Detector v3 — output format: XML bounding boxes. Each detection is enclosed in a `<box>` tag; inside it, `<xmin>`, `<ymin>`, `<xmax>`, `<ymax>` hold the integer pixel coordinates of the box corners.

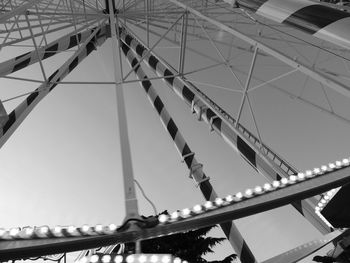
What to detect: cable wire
<box><xmin>134</xmin><ymin>179</ymin><xmax>158</xmax><ymax>215</ymax></box>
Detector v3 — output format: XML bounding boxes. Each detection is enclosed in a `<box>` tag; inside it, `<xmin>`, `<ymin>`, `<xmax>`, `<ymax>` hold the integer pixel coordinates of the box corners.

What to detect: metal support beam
<box><xmin>107</xmin><ymin>0</ymin><xmax>139</xmax><ymax>219</ymax></box>
<box><xmin>178</xmin><ymin>11</ymin><xmax>188</xmax><ymax>75</ymax></box>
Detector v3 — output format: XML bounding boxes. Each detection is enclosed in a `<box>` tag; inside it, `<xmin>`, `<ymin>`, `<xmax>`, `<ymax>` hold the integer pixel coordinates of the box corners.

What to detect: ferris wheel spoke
<box><xmin>0</xmin><ymin>24</ymin><xmax>108</xmax><ymax>149</ymax></box>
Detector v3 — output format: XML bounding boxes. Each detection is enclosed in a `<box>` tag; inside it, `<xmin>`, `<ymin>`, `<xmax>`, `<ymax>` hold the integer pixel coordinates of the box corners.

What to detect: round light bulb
<box><xmin>138</xmin><ymin>255</ymin><xmax>147</xmax><ymax>263</ymax></box>
<box><xmin>95</xmin><ymin>224</ymin><xmax>103</xmax><ymax>232</ymax></box>
<box><xmin>297</xmin><ymin>173</ymin><xmax>305</xmax><ymax>180</ymax></box>
<box><xmin>289</xmin><ymin>175</ymin><xmax>297</xmax><ymax>183</ymax></box>
<box><xmin>82</xmin><ymin>225</ymin><xmax>90</xmax><ymax>233</ymax></box>
<box><xmin>161</xmin><ymin>256</ymin><xmax>171</xmax><ymax>263</ymax></box>
<box><xmin>90</xmin><ymin>255</ymin><xmax>99</xmax><ymax>263</ymax></box>
<box><xmin>181</xmin><ymin>208</ymin><xmax>191</xmax><ymax>217</ymax></box>
<box><xmin>68</xmin><ymin>225</ymin><xmax>76</xmax><ymax>233</ymax></box>
<box><xmin>193</xmin><ymin>204</ymin><xmax>203</xmax><ymax>213</ymax></box>
<box><xmin>102</xmin><ymin>255</ymin><xmax>111</xmax><ymax>263</ymax></box>
<box><xmin>225</xmin><ymin>195</ymin><xmax>234</xmax><ymax>202</ymax></box>
<box><xmin>215</xmin><ymin>198</ymin><xmax>224</xmax><ymax>206</ymax></box>
<box><xmin>171</xmin><ymin>211</ymin><xmax>180</xmax><ymax>220</ymax></box>
<box><xmin>328</xmin><ymin>163</ymin><xmax>336</xmax><ymax>170</ymax></box>
<box><xmin>204</xmin><ymin>201</ymin><xmax>213</xmax><ymax>209</ymax></box>
<box><xmin>321</xmin><ymin>165</ymin><xmax>328</xmax><ymax>172</ymax></box>
<box><xmin>174</xmin><ymin>258</ymin><xmax>181</xmax><ymax>263</ymax></box>
<box><xmin>114</xmin><ymin>255</ymin><xmax>123</xmax><ymax>263</ymax></box>
<box><xmin>272</xmin><ymin>180</ymin><xmax>280</xmax><ymax>188</ymax></box>
<box><xmin>150</xmin><ymin>255</ymin><xmax>159</xmax><ymax>263</ymax></box>
<box><xmin>313</xmin><ymin>168</ymin><xmax>321</xmax><ymax>175</ymax></box>
<box><xmin>281</xmin><ymin>178</ymin><xmax>288</xmax><ymax>185</ymax></box>
<box><xmin>9</xmin><ymin>228</ymin><xmax>19</xmax><ymax>237</ymax></box>
<box><xmin>335</xmin><ymin>161</ymin><xmax>342</xmax><ymax>168</ymax></box>
<box><xmin>263</xmin><ymin>183</ymin><xmax>272</xmax><ymax>191</ymax></box>
<box><xmin>305</xmin><ymin>170</ymin><xmax>313</xmax><ymax>178</ymax></box>
<box><xmin>126</xmin><ymin>255</ymin><xmax>135</xmax><ymax>263</ymax></box>
<box><xmin>158</xmin><ymin>214</ymin><xmax>169</xmax><ymax>223</ymax></box>
<box><xmin>342</xmin><ymin>158</ymin><xmax>349</xmax><ymax>166</ymax></box>
<box><xmin>108</xmin><ymin>224</ymin><xmax>117</xmax><ymax>232</ymax></box>
<box><xmin>235</xmin><ymin>192</ymin><xmax>243</xmax><ymax>200</ymax></box>
<box><xmin>254</xmin><ymin>186</ymin><xmax>263</xmax><ymax>194</ymax></box>
<box><xmin>24</xmin><ymin>227</ymin><xmax>34</xmax><ymax>237</ymax></box>
<box><xmin>244</xmin><ymin>189</ymin><xmax>253</xmax><ymax>197</ymax></box>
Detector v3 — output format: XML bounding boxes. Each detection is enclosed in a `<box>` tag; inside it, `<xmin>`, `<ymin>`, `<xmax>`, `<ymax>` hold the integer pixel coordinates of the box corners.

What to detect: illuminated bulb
<box><xmin>272</xmin><ymin>181</ymin><xmax>280</xmax><ymax>188</ymax></box>
<box><xmin>215</xmin><ymin>198</ymin><xmax>224</xmax><ymax>206</ymax></box>
<box><xmin>254</xmin><ymin>186</ymin><xmax>263</xmax><ymax>194</ymax></box>
<box><xmin>342</xmin><ymin>158</ymin><xmax>349</xmax><ymax>166</ymax></box>
<box><xmin>95</xmin><ymin>224</ymin><xmax>103</xmax><ymax>232</ymax></box>
<box><xmin>0</xmin><ymin>228</ymin><xmax>6</xmax><ymax>237</ymax></box>
<box><xmin>174</xmin><ymin>258</ymin><xmax>181</xmax><ymax>263</ymax></box>
<box><xmin>150</xmin><ymin>255</ymin><xmax>159</xmax><ymax>263</ymax></box>
<box><xmin>318</xmin><ymin>202</ymin><xmax>324</xmax><ymax>207</ymax></box>
<box><xmin>328</xmin><ymin>163</ymin><xmax>336</xmax><ymax>170</ymax></box>
<box><xmin>53</xmin><ymin>226</ymin><xmax>62</xmax><ymax>235</ymax></box>
<box><xmin>225</xmin><ymin>195</ymin><xmax>234</xmax><ymax>202</ymax></box>
<box><xmin>39</xmin><ymin>226</ymin><xmax>49</xmax><ymax>235</ymax></box>
<box><xmin>138</xmin><ymin>255</ymin><xmax>147</xmax><ymax>263</ymax></box>
<box><xmin>126</xmin><ymin>255</ymin><xmax>135</xmax><ymax>263</ymax></box>
<box><xmin>24</xmin><ymin>227</ymin><xmax>34</xmax><ymax>237</ymax></box>
<box><xmin>204</xmin><ymin>201</ymin><xmax>214</xmax><ymax>209</ymax></box>
<box><xmin>68</xmin><ymin>225</ymin><xmax>76</xmax><ymax>233</ymax></box>
<box><xmin>158</xmin><ymin>214</ymin><xmax>169</xmax><ymax>223</ymax></box>
<box><xmin>193</xmin><ymin>204</ymin><xmax>203</xmax><ymax>213</ymax></box>
<box><xmin>313</xmin><ymin>168</ymin><xmax>321</xmax><ymax>175</ymax></box>
<box><xmin>108</xmin><ymin>224</ymin><xmax>117</xmax><ymax>232</ymax></box>
<box><xmin>9</xmin><ymin>228</ymin><xmax>19</xmax><ymax>237</ymax></box>
<box><xmin>161</xmin><ymin>256</ymin><xmax>171</xmax><ymax>263</ymax></box>
<box><xmin>335</xmin><ymin>161</ymin><xmax>342</xmax><ymax>168</ymax></box>
<box><xmin>82</xmin><ymin>225</ymin><xmax>90</xmax><ymax>233</ymax></box>
<box><xmin>321</xmin><ymin>199</ymin><xmax>327</xmax><ymax>204</ymax></box>
<box><xmin>305</xmin><ymin>170</ymin><xmax>313</xmax><ymax>178</ymax></box>
<box><xmin>181</xmin><ymin>208</ymin><xmax>191</xmax><ymax>217</ymax></box>
<box><xmin>171</xmin><ymin>211</ymin><xmax>180</xmax><ymax>220</ymax></box>
<box><xmin>114</xmin><ymin>255</ymin><xmax>123</xmax><ymax>263</ymax></box>
<box><xmin>263</xmin><ymin>183</ymin><xmax>272</xmax><ymax>191</ymax></box>
<box><xmin>183</xmin><ymin>261</ymin><xmax>188</xmax><ymax>263</ymax></box>
<box><xmin>297</xmin><ymin>173</ymin><xmax>305</xmax><ymax>180</ymax></box>
<box><xmin>324</xmin><ymin>195</ymin><xmax>330</xmax><ymax>200</ymax></box>
<box><xmin>244</xmin><ymin>189</ymin><xmax>253</xmax><ymax>197</ymax></box>
<box><xmin>315</xmin><ymin>206</ymin><xmax>321</xmax><ymax>211</ymax></box>
<box><xmin>90</xmin><ymin>255</ymin><xmax>99</xmax><ymax>263</ymax></box>
<box><xmin>235</xmin><ymin>192</ymin><xmax>243</xmax><ymax>200</ymax></box>
<box><xmin>321</xmin><ymin>166</ymin><xmax>328</xmax><ymax>173</ymax></box>
<box><xmin>281</xmin><ymin>178</ymin><xmax>288</xmax><ymax>185</ymax></box>
<box><xmin>289</xmin><ymin>175</ymin><xmax>297</xmax><ymax>183</ymax></box>
<box><xmin>80</xmin><ymin>256</ymin><xmax>89</xmax><ymax>263</ymax></box>
<box><xmin>102</xmin><ymin>255</ymin><xmax>112</xmax><ymax>263</ymax></box>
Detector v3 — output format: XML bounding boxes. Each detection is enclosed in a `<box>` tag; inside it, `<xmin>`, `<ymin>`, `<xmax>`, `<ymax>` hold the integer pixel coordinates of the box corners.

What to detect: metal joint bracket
<box><xmin>191</xmin><ymin>100</ymin><xmax>204</xmax><ymax>121</ymax></box>
<box><xmin>181</xmin><ymin>152</ymin><xmax>195</xmax><ymax>162</ymax></box>
<box><xmin>209</xmin><ymin>116</ymin><xmax>219</xmax><ymax>131</ymax></box>
<box><xmin>189</xmin><ymin>163</ymin><xmax>203</xmax><ymax>178</ymax></box>
<box><xmin>193</xmin><ymin>175</ymin><xmax>210</xmax><ymax>187</ymax></box>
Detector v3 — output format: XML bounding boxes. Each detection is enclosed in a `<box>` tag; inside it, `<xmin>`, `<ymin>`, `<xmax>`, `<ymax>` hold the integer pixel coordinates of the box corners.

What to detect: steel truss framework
<box><xmin>0</xmin><ymin>0</ymin><xmax>350</xmax><ymax>263</ymax></box>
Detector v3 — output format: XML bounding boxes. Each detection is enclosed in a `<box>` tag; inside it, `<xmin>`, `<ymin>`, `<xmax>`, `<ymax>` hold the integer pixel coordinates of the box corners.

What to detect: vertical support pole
<box><xmin>145</xmin><ymin>0</ymin><xmax>149</xmax><ymax>47</ymax></box>
<box><xmin>235</xmin><ymin>45</ymin><xmax>258</xmax><ymax>127</ymax></box>
<box><xmin>108</xmin><ymin>0</ymin><xmax>139</xmax><ymax>219</ymax></box>
<box><xmin>179</xmin><ymin>11</ymin><xmax>188</xmax><ymax>76</ymax></box>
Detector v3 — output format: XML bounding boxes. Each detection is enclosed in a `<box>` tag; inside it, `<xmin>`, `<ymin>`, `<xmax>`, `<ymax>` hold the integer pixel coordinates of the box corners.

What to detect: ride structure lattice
<box><xmin>1</xmin><ymin>0</ymin><xmax>350</xmax><ymax>262</ymax></box>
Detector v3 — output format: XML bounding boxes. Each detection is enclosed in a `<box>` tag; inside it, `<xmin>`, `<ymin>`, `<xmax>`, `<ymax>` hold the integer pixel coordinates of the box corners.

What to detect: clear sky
<box><xmin>0</xmin><ymin>1</ymin><xmax>350</xmax><ymax>262</ymax></box>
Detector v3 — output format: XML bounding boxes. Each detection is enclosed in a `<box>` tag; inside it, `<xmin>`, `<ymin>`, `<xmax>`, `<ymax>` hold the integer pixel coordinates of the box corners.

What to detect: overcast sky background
<box><xmin>1</xmin><ymin>1</ymin><xmax>350</xmax><ymax>262</ymax></box>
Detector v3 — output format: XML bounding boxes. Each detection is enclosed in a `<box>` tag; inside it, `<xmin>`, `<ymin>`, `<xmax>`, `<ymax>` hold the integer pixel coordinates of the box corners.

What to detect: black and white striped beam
<box><xmin>0</xmin><ymin>25</ymin><xmax>108</xmax><ymax>149</ymax></box>
<box><xmin>0</xmin><ymin>25</ymin><xmax>108</xmax><ymax>77</ymax></box>
<box><xmin>121</xmin><ymin>42</ymin><xmax>257</xmax><ymax>263</ymax></box>
<box><xmin>119</xmin><ymin>28</ymin><xmax>332</xmax><ymax>234</ymax></box>
<box><xmin>236</xmin><ymin>0</ymin><xmax>350</xmax><ymax>49</ymax></box>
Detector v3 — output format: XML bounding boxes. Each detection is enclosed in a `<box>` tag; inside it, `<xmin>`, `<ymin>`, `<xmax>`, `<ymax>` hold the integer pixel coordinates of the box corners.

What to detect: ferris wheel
<box><xmin>0</xmin><ymin>0</ymin><xmax>350</xmax><ymax>262</ymax></box>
